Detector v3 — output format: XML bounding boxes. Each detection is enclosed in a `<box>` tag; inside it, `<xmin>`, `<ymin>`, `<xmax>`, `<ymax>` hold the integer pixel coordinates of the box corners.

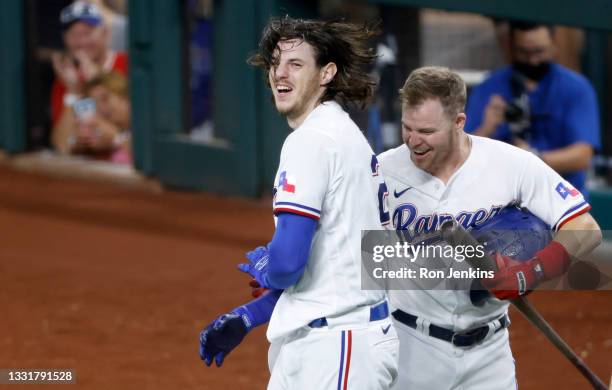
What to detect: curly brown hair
<box><xmin>248</xmin><ymin>16</ymin><xmax>379</xmax><ymax>109</ymax></box>
<box><xmin>399</xmin><ymin>66</ymin><xmax>466</xmax><ymax>119</ymax></box>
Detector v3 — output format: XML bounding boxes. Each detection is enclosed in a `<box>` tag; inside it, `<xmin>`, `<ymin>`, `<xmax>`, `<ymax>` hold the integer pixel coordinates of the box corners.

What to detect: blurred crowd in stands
<box><xmin>47</xmin><ymin>0</ymin><xmax>130</xmax><ymax>164</ymax></box>
<box><xmin>31</xmin><ymin>1</ymin><xmax>604</xmax><ymax>192</ymax></box>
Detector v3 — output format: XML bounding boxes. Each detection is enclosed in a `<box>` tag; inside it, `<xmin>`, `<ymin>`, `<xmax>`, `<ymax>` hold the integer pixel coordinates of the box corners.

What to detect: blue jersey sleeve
<box><xmin>234</xmin><ymin>289</ymin><xmax>282</xmax><ymax>329</ymax></box>
<box><xmin>267</xmin><ymin>212</ymin><xmax>318</xmax><ymax>289</ymax></box>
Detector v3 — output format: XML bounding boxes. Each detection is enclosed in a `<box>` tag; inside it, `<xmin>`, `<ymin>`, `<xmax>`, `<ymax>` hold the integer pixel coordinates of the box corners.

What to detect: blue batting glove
<box><xmin>199</xmin><ymin>307</ymin><xmax>252</xmax><ymax>367</ymax></box>
<box><xmin>238</xmin><ymin>246</ymin><xmax>271</xmax><ymax>289</ymax></box>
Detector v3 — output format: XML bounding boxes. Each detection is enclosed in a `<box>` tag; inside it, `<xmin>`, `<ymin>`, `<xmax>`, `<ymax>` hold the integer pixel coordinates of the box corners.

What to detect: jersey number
<box><xmin>371</xmin><ymin>155</ymin><xmax>390</xmax><ymax>226</ymax></box>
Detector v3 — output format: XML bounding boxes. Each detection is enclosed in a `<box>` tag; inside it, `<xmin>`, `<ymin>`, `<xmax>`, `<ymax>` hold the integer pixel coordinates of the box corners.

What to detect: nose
<box><xmin>403</xmin><ymin>129</ymin><xmax>421</xmax><ymax>148</ymax></box>
<box><xmin>273</xmin><ymin>62</ymin><xmax>289</xmax><ymax>80</ymax></box>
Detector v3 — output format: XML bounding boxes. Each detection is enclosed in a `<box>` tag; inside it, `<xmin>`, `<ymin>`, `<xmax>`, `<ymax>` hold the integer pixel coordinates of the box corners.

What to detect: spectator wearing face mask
<box><xmin>50</xmin><ymin>0</ymin><xmax>128</xmax><ymax>155</ymax></box>
<box><xmin>465</xmin><ymin>21</ymin><xmax>600</xmax><ymax>197</ymax></box>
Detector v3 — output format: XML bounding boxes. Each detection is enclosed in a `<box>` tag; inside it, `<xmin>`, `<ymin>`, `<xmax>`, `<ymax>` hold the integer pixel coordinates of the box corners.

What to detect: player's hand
<box><xmin>199</xmin><ymin>309</ymin><xmax>251</xmax><ymax>367</ymax></box>
<box><xmin>249</xmin><ymin>279</ymin><xmax>269</xmax><ymax>298</ymax></box>
<box><xmin>238</xmin><ymin>246</ymin><xmax>271</xmax><ymax>289</ymax></box>
<box><xmin>481</xmin><ymin>253</ymin><xmax>540</xmax><ymax>300</ymax></box>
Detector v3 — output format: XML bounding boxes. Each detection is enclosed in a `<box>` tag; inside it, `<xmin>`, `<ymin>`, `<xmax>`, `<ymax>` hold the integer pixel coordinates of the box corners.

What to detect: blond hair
<box><xmin>399</xmin><ymin>66</ymin><xmax>466</xmax><ymax>118</ymax></box>
<box><xmin>84</xmin><ymin>71</ymin><xmax>128</xmax><ymax>98</ymax></box>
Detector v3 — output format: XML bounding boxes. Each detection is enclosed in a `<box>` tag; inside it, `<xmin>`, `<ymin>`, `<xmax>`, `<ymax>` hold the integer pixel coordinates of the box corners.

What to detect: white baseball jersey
<box><xmin>380</xmin><ymin>135</ymin><xmax>589</xmax><ymax>390</ymax></box>
<box><xmin>378</xmin><ymin>135</ymin><xmax>590</xmax><ymax>329</ymax></box>
<box><xmin>267</xmin><ymin>101</ymin><xmax>389</xmax><ymax>343</ymax></box>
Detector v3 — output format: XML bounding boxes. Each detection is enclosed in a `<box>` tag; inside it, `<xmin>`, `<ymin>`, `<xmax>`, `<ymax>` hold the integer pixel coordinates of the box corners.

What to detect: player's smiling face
<box><xmin>268</xmin><ymin>39</ymin><xmax>335</xmax><ymax>129</ymax></box>
<box><xmin>401</xmin><ymin>98</ymin><xmax>465</xmax><ymax>177</ymax></box>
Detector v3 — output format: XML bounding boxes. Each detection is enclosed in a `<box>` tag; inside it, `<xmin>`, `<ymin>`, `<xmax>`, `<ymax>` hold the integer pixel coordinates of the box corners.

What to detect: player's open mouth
<box><xmin>412</xmin><ymin>149</ymin><xmax>431</xmax><ymax>158</ymax></box>
<box><xmin>276</xmin><ymin>85</ymin><xmax>293</xmax><ymax>97</ymax></box>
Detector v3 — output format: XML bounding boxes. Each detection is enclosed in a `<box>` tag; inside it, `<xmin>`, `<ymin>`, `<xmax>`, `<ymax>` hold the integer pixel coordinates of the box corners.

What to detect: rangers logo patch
<box><xmin>555</xmin><ymin>182</ymin><xmax>579</xmax><ymax>199</ymax></box>
<box><xmin>278</xmin><ymin>171</ymin><xmax>296</xmax><ymax>193</ymax></box>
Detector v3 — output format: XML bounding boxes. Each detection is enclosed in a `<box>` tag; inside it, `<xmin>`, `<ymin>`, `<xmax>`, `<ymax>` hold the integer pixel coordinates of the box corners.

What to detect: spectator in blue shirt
<box><xmin>465</xmin><ymin>21</ymin><xmax>600</xmax><ymax>197</ymax></box>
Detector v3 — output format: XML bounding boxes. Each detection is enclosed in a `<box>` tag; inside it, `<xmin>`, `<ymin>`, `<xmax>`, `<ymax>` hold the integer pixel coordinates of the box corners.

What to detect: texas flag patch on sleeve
<box><xmin>555</xmin><ymin>182</ymin><xmax>580</xmax><ymax>199</ymax></box>
<box><xmin>279</xmin><ymin>171</ymin><xmax>296</xmax><ymax>194</ymax></box>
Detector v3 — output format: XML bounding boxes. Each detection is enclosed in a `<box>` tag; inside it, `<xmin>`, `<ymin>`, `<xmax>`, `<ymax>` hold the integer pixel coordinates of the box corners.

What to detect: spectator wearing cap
<box><xmin>50</xmin><ymin>0</ymin><xmax>128</xmax><ymax>155</ymax></box>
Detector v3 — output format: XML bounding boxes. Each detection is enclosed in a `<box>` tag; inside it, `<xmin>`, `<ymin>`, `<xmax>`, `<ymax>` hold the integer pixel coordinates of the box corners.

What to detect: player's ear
<box><xmin>455</xmin><ymin>112</ymin><xmax>466</xmax><ymax>131</ymax></box>
<box><xmin>320</xmin><ymin>62</ymin><xmax>337</xmax><ymax>86</ymax></box>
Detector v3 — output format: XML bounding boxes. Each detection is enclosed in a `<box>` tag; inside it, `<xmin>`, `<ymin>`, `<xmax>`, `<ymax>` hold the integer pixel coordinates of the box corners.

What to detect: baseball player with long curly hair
<box><xmin>199</xmin><ymin>17</ymin><xmax>399</xmax><ymax>389</ymax></box>
<box><xmin>378</xmin><ymin>66</ymin><xmax>601</xmax><ymax>389</ymax></box>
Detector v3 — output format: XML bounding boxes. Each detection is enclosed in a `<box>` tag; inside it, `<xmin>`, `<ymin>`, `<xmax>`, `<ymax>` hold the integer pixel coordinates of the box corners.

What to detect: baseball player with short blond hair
<box><xmin>378</xmin><ymin>66</ymin><xmax>601</xmax><ymax>389</ymax></box>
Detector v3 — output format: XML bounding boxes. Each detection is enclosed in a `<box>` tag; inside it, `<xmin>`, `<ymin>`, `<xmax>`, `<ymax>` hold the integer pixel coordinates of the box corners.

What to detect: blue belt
<box><xmin>308</xmin><ymin>301</ymin><xmax>389</xmax><ymax>328</ymax></box>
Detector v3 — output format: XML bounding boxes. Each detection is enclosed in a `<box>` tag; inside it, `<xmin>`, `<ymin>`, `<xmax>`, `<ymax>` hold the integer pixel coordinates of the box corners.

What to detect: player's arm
<box><xmin>483</xmin><ymin>213</ymin><xmax>601</xmax><ymax>300</ymax></box>
<box><xmin>239</xmin><ymin>212</ymin><xmax>317</xmax><ymax>290</ymax></box>
<box><xmin>483</xmin><ymin>152</ymin><xmax>602</xmax><ymax>300</ymax></box>
<box><xmin>267</xmin><ymin>212</ymin><xmax>317</xmax><ymax>288</ymax></box>
<box><xmin>200</xmin><ymin>212</ymin><xmax>317</xmax><ymax>367</ymax></box>
<box><xmin>242</xmin><ymin>129</ymin><xmax>328</xmax><ymax>289</ymax></box>
<box><xmin>553</xmin><ymin>212</ymin><xmax>601</xmax><ymax>259</ymax></box>
<box><xmin>507</xmin><ymin>211</ymin><xmax>601</xmax><ymax>287</ymax></box>
<box><xmin>199</xmin><ymin>289</ymin><xmax>282</xmax><ymax>367</ymax></box>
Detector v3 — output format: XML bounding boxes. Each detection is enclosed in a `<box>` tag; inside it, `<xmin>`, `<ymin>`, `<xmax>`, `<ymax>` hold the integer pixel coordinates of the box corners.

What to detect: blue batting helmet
<box><xmin>471</xmin><ymin>205</ymin><xmax>552</xmax><ymax>262</ymax></box>
<box><xmin>468</xmin><ymin>205</ymin><xmax>552</xmax><ymax>305</ymax></box>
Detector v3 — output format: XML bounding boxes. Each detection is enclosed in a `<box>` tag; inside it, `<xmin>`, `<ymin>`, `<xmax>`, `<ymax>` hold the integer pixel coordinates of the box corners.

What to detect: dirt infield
<box><xmin>0</xmin><ymin>166</ymin><xmax>610</xmax><ymax>389</ymax></box>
